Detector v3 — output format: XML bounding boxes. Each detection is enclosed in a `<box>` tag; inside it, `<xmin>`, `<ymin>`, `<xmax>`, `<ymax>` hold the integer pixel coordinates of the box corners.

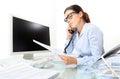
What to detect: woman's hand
<box><xmin>66</xmin><ymin>25</ymin><xmax>72</xmax><ymax>40</ymax></box>
<box><xmin>59</xmin><ymin>55</ymin><xmax>77</xmax><ymax>65</ymax></box>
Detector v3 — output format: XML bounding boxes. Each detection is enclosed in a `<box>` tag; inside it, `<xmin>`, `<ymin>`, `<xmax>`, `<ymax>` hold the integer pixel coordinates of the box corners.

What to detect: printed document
<box><xmin>33</xmin><ymin>39</ymin><xmax>65</xmax><ymax>55</ymax></box>
<box><xmin>33</xmin><ymin>39</ymin><xmax>81</xmax><ymax>58</ymax></box>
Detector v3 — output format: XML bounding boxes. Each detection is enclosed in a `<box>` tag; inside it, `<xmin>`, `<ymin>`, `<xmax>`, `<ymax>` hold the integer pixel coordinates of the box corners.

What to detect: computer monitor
<box><xmin>12</xmin><ymin>16</ymin><xmax>51</xmax><ymax>59</ymax></box>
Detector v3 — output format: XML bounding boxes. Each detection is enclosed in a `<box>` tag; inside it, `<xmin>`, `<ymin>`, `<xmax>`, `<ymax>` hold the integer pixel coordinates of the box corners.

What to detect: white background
<box><xmin>0</xmin><ymin>0</ymin><xmax>120</xmax><ymax>59</ymax></box>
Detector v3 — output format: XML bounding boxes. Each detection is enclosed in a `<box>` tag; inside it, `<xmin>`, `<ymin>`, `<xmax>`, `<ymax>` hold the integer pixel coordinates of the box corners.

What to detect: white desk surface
<box><xmin>0</xmin><ymin>54</ymin><xmax>120</xmax><ymax>79</ymax></box>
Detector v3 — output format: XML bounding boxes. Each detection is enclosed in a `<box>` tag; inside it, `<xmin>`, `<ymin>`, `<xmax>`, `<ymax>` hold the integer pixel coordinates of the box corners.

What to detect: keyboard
<box><xmin>0</xmin><ymin>62</ymin><xmax>59</xmax><ymax>79</ymax></box>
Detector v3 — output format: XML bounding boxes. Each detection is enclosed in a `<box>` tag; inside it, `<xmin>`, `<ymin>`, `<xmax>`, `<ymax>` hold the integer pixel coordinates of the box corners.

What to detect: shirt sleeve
<box><xmin>77</xmin><ymin>26</ymin><xmax>104</xmax><ymax>66</ymax></box>
<box><xmin>77</xmin><ymin>56</ymin><xmax>100</xmax><ymax>66</ymax></box>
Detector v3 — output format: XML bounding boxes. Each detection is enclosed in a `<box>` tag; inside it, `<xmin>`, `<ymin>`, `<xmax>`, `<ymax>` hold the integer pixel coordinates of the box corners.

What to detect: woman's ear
<box><xmin>79</xmin><ymin>11</ymin><xmax>83</xmax><ymax>18</ymax></box>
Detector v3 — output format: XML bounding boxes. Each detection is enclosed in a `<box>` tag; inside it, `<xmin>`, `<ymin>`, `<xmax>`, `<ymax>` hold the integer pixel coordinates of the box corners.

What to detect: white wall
<box><xmin>0</xmin><ymin>0</ymin><xmax>56</xmax><ymax>59</ymax></box>
<box><xmin>0</xmin><ymin>0</ymin><xmax>120</xmax><ymax>59</ymax></box>
<box><xmin>55</xmin><ymin>0</ymin><xmax>120</xmax><ymax>52</ymax></box>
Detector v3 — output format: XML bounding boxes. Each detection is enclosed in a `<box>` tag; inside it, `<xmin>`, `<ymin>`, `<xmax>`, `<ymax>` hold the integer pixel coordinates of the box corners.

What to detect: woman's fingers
<box><xmin>59</xmin><ymin>55</ymin><xmax>67</xmax><ymax>61</ymax></box>
<box><xmin>59</xmin><ymin>55</ymin><xmax>69</xmax><ymax>64</ymax></box>
<box><xmin>59</xmin><ymin>55</ymin><xmax>77</xmax><ymax>65</ymax></box>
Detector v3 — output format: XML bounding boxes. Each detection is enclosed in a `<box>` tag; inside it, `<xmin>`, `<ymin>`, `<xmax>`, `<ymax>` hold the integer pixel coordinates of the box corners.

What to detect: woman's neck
<box><xmin>77</xmin><ymin>21</ymin><xmax>85</xmax><ymax>35</ymax></box>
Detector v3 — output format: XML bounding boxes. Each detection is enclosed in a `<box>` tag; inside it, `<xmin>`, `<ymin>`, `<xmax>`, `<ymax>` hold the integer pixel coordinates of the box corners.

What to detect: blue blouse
<box><xmin>65</xmin><ymin>23</ymin><xmax>104</xmax><ymax>66</ymax></box>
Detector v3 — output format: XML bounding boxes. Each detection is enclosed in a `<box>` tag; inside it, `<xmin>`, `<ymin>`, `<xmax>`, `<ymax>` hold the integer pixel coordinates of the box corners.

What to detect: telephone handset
<box><xmin>68</xmin><ymin>28</ymin><xmax>77</xmax><ymax>34</ymax></box>
<box><xmin>68</xmin><ymin>29</ymin><xmax>75</xmax><ymax>34</ymax></box>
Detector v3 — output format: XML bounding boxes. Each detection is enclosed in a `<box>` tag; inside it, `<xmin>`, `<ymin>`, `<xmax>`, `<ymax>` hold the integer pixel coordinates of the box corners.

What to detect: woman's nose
<box><xmin>67</xmin><ymin>19</ymin><xmax>70</xmax><ymax>23</ymax></box>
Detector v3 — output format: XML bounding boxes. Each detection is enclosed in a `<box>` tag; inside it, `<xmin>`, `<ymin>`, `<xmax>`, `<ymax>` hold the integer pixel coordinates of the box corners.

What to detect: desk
<box><xmin>49</xmin><ymin>61</ymin><xmax>117</xmax><ymax>79</ymax></box>
<box><xmin>0</xmin><ymin>55</ymin><xmax>120</xmax><ymax>79</ymax></box>
<box><xmin>50</xmin><ymin>61</ymin><xmax>96</xmax><ymax>79</ymax></box>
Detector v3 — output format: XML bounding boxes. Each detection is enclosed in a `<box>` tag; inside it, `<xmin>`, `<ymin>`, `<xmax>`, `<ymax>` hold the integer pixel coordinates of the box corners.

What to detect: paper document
<box><xmin>0</xmin><ymin>62</ymin><xmax>59</xmax><ymax>79</ymax></box>
<box><xmin>33</xmin><ymin>39</ymin><xmax>64</xmax><ymax>55</ymax></box>
<box><xmin>33</xmin><ymin>39</ymin><xmax>80</xmax><ymax>58</ymax></box>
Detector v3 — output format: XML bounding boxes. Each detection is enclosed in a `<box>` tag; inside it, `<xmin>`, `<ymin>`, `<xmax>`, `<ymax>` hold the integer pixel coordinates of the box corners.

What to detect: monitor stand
<box><xmin>23</xmin><ymin>53</ymin><xmax>46</xmax><ymax>60</ymax></box>
<box><xmin>23</xmin><ymin>53</ymin><xmax>34</xmax><ymax>60</ymax></box>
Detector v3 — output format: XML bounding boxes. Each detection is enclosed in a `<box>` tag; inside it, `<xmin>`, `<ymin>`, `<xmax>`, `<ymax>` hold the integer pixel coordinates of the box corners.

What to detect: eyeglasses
<box><xmin>64</xmin><ymin>12</ymin><xmax>76</xmax><ymax>23</ymax></box>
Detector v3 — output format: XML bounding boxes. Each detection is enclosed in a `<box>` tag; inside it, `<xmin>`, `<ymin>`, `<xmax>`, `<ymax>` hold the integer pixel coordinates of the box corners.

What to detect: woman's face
<box><xmin>64</xmin><ymin>10</ymin><xmax>82</xmax><ymax>29</ymax></box>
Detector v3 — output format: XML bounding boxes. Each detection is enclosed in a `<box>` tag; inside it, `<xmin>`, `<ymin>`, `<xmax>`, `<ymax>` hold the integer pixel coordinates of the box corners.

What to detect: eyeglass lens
<box><xmin>64</xmin><ymin>12</ymin><xmax>76</xmax><ymax>22</ymax></box>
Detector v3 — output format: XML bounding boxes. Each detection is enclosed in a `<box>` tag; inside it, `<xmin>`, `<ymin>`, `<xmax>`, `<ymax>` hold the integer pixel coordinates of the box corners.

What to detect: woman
<box><xmin>59</xmin><ymin>4</ymin><xmax>104</xmax><ymax>66</ymax></box>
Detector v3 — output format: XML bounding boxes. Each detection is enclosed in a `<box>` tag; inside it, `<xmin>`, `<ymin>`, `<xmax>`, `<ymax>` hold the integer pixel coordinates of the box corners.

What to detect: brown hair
<box><xmin>64</xmin><ymin>4</ymin><xmax>90</xmax><ymax>23</ymax></box>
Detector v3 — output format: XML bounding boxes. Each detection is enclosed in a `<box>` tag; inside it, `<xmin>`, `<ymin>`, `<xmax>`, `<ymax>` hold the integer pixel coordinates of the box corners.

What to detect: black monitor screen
<box><xmin>13</xmin><ymin>16</ymin><xmax>50</xmax><ymax>52</ymax></box>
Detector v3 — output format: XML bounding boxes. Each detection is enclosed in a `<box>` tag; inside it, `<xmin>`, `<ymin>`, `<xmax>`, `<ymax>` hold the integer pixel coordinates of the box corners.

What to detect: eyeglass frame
<box><xmin>64</xmin><ymin>12</ymin><xmax>77</xmax><ymax>23</ymax></box>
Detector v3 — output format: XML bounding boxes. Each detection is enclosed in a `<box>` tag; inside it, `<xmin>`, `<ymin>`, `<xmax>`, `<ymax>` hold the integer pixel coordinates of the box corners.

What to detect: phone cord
<box><xmin>64</xmin><ymin>35</ymin><xmax>74</xmax><ymax>54</ymax></box>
